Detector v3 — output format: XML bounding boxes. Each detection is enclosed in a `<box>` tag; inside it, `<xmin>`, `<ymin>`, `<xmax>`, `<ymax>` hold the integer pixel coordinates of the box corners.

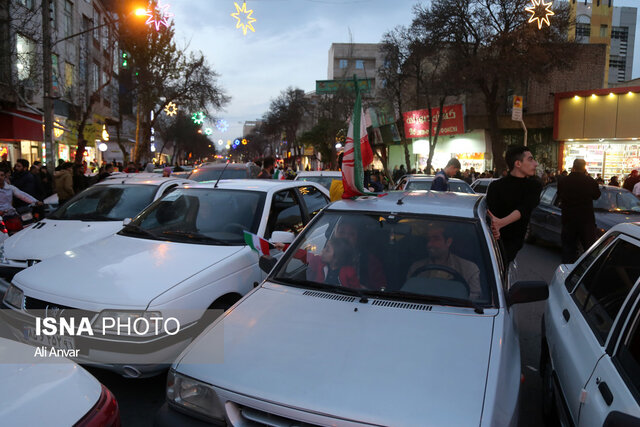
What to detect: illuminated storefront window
<box><xmin>563</xmin><ymin>142</ymin><xmax>640</xmax><ymax>179</ymax></box>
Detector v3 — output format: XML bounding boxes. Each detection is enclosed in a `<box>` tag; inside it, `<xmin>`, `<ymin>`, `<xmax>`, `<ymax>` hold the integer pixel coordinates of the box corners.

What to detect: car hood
<box><xmin>596</xmin><ymin>210</ymin><xmax>640</xmax><ymax>230</ymax></box>
<box><xmin>14</xmin><ymin>234</ymin><xmax>245</xmax><ymax>309</ymax></box>
<box><xmin>3</xmin><ymin>219</ymin><xmax>124</xmax><ymax>262</ymax></box>
<box><xmin>176</xmin><ymin>283</ymin><xmax>495</xmax><ymax>426</ymax></box>
<box><xmin>0</xmin><ymin>337</ymin><xmax>101</xmax><ymax>425</ymax></box>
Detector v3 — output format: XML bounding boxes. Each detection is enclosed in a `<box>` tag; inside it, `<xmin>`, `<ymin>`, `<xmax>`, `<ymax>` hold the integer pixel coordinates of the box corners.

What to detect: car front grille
<box><xmin>23</xmin><ymin>295</ymin><xmax>97</xmax><ymax>322</ymax></box>
<box><xmin>232</xmin><ymin>403</ymin><xmax>319</xmax><ymax>427</ymax></box>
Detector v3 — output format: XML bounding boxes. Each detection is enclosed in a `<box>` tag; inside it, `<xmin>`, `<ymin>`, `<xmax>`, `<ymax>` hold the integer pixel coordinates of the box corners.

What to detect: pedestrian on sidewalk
<box><xmin>486</xmin><ymin>146</ymin><xmax>542</xmax><ymax>264</ymax></box>
<box><xmin>557</xmin><ymin>159</ymin><xmax>601</xmax><ymax>264</ymax></box>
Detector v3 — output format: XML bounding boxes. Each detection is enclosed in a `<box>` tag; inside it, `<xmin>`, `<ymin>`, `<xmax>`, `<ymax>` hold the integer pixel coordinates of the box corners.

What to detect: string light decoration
<box><xmin>525</xmin><ymin>0</ymin><xmax>555</xmax><ymax>30</ymax></box>
<box><xmin>191</xmin><ymin>112</ymin><xmax>206</xmax><ymax>125</ymax></box>
<box><xmin>164</xmin><ymin>102</ymin><xmax>178</xmax><ymax>116</ymax></box>
<box><xmin>204</xmin><ymin>128</ymin><xmax>213</xmax><ymax>135</ymax></box>
<box><xmin>231</xmin><ymin>2</ymin><xmax>256</xmax><ymax>35</ymax></box>
<box><xmin>145</xmin><ymin>1</ymin><xmax>174</xmax><ymax>31</ymax></box>
<box><xmin>216</xmin><ymin>119</ymin><xmax>229</xmax><ymax>132</ymax></box>
<box><xmin>242</xmin><ymin>138</ymin><xmax>248</xmax><ymax>145</ymax></box>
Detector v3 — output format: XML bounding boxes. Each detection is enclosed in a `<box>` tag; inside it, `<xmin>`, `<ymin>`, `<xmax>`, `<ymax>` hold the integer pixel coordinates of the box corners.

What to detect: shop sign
<box><xmin>315</xmin><ymin>79</ymin><xmax>372</xmax><ymax>94</ymax></box>
<box><xmin>402</xmin><ymin>104</ymin><xmax>465</xmax><ymax>138</ymax></box>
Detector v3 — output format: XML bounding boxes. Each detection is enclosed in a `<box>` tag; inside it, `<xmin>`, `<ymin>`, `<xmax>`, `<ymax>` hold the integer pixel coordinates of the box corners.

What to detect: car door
<box><xmin>579</xmin><ymin>282</ymin><xmax>640</xmax><ymax>427</ymax></box>
<box><xmin>530</xmin><ymin>186</ymin><xmax>554</xmax><ymax>238</ymax></box>
<box><xmin>550</xmin><ymin>235</ymin><xmax>640</xmax><ymax>424</ymax></box>
<box><xmin>295</xmin><ymin>185</ymin><xmax>329</xmax><ymax>220</ymax></box>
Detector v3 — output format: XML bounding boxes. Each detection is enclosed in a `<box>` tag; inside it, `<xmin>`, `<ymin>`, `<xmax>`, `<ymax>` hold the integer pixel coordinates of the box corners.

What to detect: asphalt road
<box><xmin>0</xmin><ymin>241</ymin><xmax>563</xmax><ymax>426</ymax></box>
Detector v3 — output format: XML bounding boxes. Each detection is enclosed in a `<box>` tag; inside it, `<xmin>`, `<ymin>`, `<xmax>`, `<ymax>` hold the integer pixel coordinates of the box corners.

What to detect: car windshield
<box><xmin>121</xmin><ymin>188</ymin><xmax>266</xmax><ymax>245</ymax></box>
<box><xmin>406</xmin><ymin>180</ymin><xmax>474</xmax><ymax>194</ymax></box>
<box><xmin>272</xmin><ymin>211</ymin><xmax>495</xmax><ymax>307</ymax></box>
<box><xmin>188</xmin><ymin>168</ymin><xmax>249</xmax><ymax>182</ymax></box>
<box><xmin>49</xmin><ymin>184</ymin><xmax>157</xmax><ymax>221</ymax></box>
<box><xmin>594</xmin><ymin>189</ymin><xmax>640</xmax><ymax>213</ymax></box>
<box><xmin>297</xmin><ymin>176</ymin><xmax>337</xmax><ymax>190</ymax></box>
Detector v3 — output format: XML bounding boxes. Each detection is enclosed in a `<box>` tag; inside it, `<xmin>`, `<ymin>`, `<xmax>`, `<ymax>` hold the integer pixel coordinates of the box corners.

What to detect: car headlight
<box><xmin>92</xmin><ymin>310</ymin><xmax>166</xmax><ymax>336</ymax></box>
<box><xmin>167</xmin><ymin>369</ymin><xmax>225</xmax><ymax>423</ymax></box>
<box><xmin>3</xmin><ymin>284</ymin><xmax>23</xmax><ymax>309</ymax></box>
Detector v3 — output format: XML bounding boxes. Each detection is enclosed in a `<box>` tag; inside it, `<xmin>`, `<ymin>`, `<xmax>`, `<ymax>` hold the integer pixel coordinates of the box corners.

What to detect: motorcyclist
<box><xmin>0</xmin><ymin>170</ymin><xmax>43</xmax><ymax>234</ymax></box>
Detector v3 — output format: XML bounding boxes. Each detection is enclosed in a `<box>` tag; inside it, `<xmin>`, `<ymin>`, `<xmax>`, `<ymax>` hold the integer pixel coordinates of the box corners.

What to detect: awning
<box><xmin>0</xmin><ymin>109</ymin><xmax>43</xmax><ymax>142</ymax></box>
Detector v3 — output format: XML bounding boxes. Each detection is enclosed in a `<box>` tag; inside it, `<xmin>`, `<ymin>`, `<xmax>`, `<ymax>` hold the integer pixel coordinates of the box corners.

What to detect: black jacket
<box><xmin>557</xmin><ymin>171</ymin><xmax>601</xmax><ymax>224</ymax></box>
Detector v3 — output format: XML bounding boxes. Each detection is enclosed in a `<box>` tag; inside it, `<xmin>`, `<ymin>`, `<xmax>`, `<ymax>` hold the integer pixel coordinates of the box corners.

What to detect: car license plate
<box><xmin>21</xmin><ymin>212</ymin><xmax>32</xmax><ymax>221</ymax></box>
<box><xmin>23</xmin><ymin>326</ymin><xmax>75</xmax><ymax>351</ymax></box>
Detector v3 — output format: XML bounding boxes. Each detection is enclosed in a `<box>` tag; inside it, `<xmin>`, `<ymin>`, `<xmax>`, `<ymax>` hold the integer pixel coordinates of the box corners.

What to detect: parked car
<box><xmin>0</xmin><ymin>176</ymin><xmax>192</xmax><ymax>280</ymax></box>
<box><xmin>294</xmin><ymin>170</ymin><xmax>342</xmax><ymax>190</ymax></box>
<box><xmin>0</xmin><ymin>336</ymin><xmax>120</xmax><ymax>426</ymax></box>
<box><xmin>541</xmin><ymin>222</ymin><xmax>640</xmax><ymax>426</ymax></box>
<box><xmin>0</xmin><ymin>180</ymin><xmax>329</xmax><ymax>378</ymax></box>
<box><xmin>470</xmin><ymin>178</ymin><xmax>498</xmax><ymax>194</ymax></box>
<box><xmin>528</xmin><ymin>184</ymin><xmax>640</xmax><ymax>246</ymax></box>
<box><xmin>156</xmin><ymin>192</ymin><xmax>548</xmax><ymax>426</ymax></box>
<box><xmin>395</xmin><ymin>175</ymin><xmax>475</xmax><ymax>193</ymax></box>
<box><xmin>188</xmin><ymin>162</ymin><xmax>260</xmax><ymax>182</ymax></box>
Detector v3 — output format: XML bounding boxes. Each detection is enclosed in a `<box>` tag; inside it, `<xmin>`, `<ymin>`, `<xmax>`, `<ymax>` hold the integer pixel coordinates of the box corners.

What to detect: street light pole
<box><xmin>41</xmin><ymin>0</ymin><xmax>55</xmax><ymax>174</ymax></box>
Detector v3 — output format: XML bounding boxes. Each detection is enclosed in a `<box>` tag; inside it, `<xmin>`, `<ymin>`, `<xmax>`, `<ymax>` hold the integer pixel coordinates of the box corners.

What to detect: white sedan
<box><xmin>0</xmin><ymin>175</ymin><xmax>191</xmax><ymax>280</ymax></box>
<box><xmin>157</xmin><ymin>191</ymin><xmax>548</xmax><ymax>426</ymax></box>
<box><xmin>1</xmin><ymin>180</ymin><xmax>329</xmax><ymax>378</ymax></box>
<box><xmin>0</xmin><ymin>336</ymin><xmax>120</xmax><ymax>425</ymax></box>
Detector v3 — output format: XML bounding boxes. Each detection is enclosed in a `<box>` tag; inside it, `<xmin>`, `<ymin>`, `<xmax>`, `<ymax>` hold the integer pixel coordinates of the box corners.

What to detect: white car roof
<box><xmin>328</xmin><ymin>191</ymin><xmax>482</xmax><ymax>218</ymax></box>
<box><xmin>96</xmin><ymin>175</ymin><xmax>192</xmax><ymax>186</ymax></box>
<box><xmin>295</xmin><ymin>171</ymin><xmax>341</xmax><ymax>178</ymax></box>
<box><xmin>407</xmin><ymin>176</ymin><xmax>468</xmax><ymax>183</ymax></box>
<box><xmin>610</xmin><ymin>222</ymin><xmax>640</xmax><ymax>239</ymax></box>
<box><xmin>184</xmin><ymin>179</ymin><xmax>329</xmax><ymax>195</ymax></box>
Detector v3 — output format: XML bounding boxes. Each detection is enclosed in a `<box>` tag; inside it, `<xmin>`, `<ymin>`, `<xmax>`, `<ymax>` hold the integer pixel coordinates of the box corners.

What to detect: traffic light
<box><xmin>121</xmin><ymin>52</ymin><xmax>129</xmax><ymax>68</ymax></box>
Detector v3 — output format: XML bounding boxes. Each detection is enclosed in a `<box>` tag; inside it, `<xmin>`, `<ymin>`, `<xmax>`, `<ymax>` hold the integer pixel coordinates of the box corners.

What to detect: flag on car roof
<box><xmin>243</xmin><ymin>231</ymin><xmax>272</xmax><ymax>256</ymax></box>
<box><xmin>342</xmin><ymin>77</ymin><xmax>376</xmax><ymax>199</ymax></box>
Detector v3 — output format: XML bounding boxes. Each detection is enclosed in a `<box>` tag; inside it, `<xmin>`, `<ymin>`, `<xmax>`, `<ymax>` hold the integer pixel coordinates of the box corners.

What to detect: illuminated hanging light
<box><xmin>164</xmin><ymin>102</ymin><xmax>178</xmax><ymax>116</ymax></box>
<box><xmin>242</xmin><ymin>138</ymin><xmax>248</xmax><ymax>145</ymax></box>
<box><xmin>204</xmin><ymin>128</ymin><xmax>213</xmax><ymax>136</ymax></box>
<box><xmin>98</xmin><ymin>142</ymin><xmax>108</xmax><ymax>152</ymax></box>
<box><xmin>145</xmin><ymin>1</ymin><xmax>174</xmax><ymax>32</ymax></box>
<box><xmin>101</xmin><ymin>125</ymin><xmax>109</xmax><ymax>141</ymax></box>
<box><xmin>215</xmin><ymin>119</ymin><xmax>229</xmax><ymax>132</ymax></box>
<box><xmin>53</xmin><ymin>125</ymin><xmax>64</xmax><ymax>138</ymax></box>
<box><xmin>191</xmin><ymin>112</ymin><xmax>206</xmax><ymax>125</ymax></box>
<box><xmin>218</xmin><ymin>139</ymin><xmax>224</xmax><ymax>146</ymax></box>
<box><xmin>231</xmin><ymin>1</ymin><xmax>256</xmax><ymax>35</ymax></box>
<box><xmin>150</xmin><ymin>143</ymin><xmax>157</xmax><ymax>152</ymax></box>
<box><xmin>525</xmin><ymin>0</ymin><xmax>555</xmax><ymax>30</ymax></box>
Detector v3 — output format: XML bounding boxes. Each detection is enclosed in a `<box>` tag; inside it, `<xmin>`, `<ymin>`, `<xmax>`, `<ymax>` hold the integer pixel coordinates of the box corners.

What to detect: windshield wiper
<box><xmin>121</xmin><ymin>223</ymin><xmax>159</xmax><ymax>240</ymax></box>
<box><xmin>273</xmin><ymin>277</ymin><xmax>368</xmax><ymax>302</ymax></box>
<box><xmin>160</xmin><ymin>230</ymin><xmax>232</xmax><ymax>245</ymax></box>
<box><xmin>371</xmin><ymin>290</ymin><xmax>484</xmax><ymax>313</ymax></box>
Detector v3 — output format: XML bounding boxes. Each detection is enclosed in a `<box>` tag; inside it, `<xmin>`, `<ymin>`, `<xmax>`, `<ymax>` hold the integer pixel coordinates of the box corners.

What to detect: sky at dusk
<box><xmin>167</xmin><ymin>0</ymin><xmax>640</xmax><ymax>146</ymax></box>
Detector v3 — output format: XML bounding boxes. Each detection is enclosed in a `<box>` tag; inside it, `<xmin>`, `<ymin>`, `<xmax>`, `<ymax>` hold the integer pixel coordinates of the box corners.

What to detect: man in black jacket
<box><xmin>487</xmin><ymin>146</ymin><xmax>542</xmax><ymax>264</ymax></box>
<box><xmin>557</xmin><ymin>159</ymin><xmax>601</xmax><ymax>264</ymax></box>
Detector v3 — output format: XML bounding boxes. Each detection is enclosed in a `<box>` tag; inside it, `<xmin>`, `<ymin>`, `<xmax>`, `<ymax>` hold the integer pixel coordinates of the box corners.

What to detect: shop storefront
<box><xmin>0</xmin><ymin>108</ymin><xmax>43</xmax><ymax>164</ymax></box>
<box><xmin>555</xmin><ymin>86</ymin><xmax>640</xmax><ymax>179</ymax></box>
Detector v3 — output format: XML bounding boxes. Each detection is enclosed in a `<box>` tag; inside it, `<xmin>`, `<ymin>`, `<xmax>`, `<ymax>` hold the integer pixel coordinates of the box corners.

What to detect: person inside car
<box><xmin>406</xmin><ymin>222</ymin><xmax>481</xmax><ymax>300</ymax></box>
<box><xmin>335</xmin><ymin>219</ymin><xmax>387</xmax><ymax>290</ymax></box>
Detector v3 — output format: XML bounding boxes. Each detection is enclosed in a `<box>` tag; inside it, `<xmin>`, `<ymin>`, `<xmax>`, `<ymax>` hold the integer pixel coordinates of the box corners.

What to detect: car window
<box><xmin>298</xmin><ymin>186</ymin><xmax>329</xmax><ymax>219</ymax></box>
<box><xmin>265</xmin><ymin>190</ymin><xmax>305</xmax><ymax>239</ymax></box>
<box><xmin>540</xmin><ymin>186</ymin><xmax>556</xmax><ymax>205</ymax></box>
<box><xmin>449</xmin><ymin>182</ymin><xmax>473</xmax><ymax>194</ymax></box>
<box><xmin>297</xmin><ymin>176</ymin><xmax>336</xmax><ymax>190</ymax></box>
<box><xmin>565</xmin><ymin>233</ymin><xmax>618</xmax><ymax>292</ymax></box>
<box><xmin>188</xmin><ymin>168</ymin><xmax>248</xmax><ymax>182</ymax></box>
<box><xmin>405</xmin><ymin>180</ymin><xmax>431</xmax><ymax>191</ymax></box>
<box><xmin>573</xmin><ymin>238</ymin><xmax>640</xmax><ymax>344</ymax></box>
<box><xmin>614</xmin><ymin>310</ymin><xmax>640</xmax><ymax>396</ymax></box>
<box><xmin>594</xmin><ymin>189</ymin><xmax>640</xmax><ymax>213</ymax></box>
<box><xmin>50</xmin><ymin>184</ymin><xmax>157</xmax><ymax>221</ymax></box>
<box><xmin>474</xmin><ymin>183</ymin><xmax>488</xmax><ymax>194</ymax></box>
<box><xmin>272</xmin><ymin>212</ymin><xmax>496</xmax><ymax>306</ymax></box>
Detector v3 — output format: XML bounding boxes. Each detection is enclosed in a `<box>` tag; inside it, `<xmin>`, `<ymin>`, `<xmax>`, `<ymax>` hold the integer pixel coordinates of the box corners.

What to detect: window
<box><xmin>18</xmin><ymin>0</ymin><xmax>33</xmax><ymax>9</ymax></box>
<box><xmin>611</xmin><ymin>26</ymin><xmax>629</xmax><ymax>41</ymax></box>
<box><xmin>64</xmin><ymin>1</ymin><xmax>73</xmax><ymax>37</ymax></box>
<box><xmin>102</xmin><ymin>17</ymin><xmax>109</xmax><ymax>51</ymax></box>
<box><xmin>573</xmin><ymin>239</ymin><xmax>640</xmax><ymax>343</ymax></box>
<box><xmin>540</xmin><ymin>186</ymin><xmax>557</xmax><ymax>205</ymax></box>
<box><xmin>600</xmin><ymin>24</ymin><xmax>609</xmax><ymax>38</ymax></box>
<box><xmin>52</xmin><ymin>54</ymin><xmax>59</xmax><ymax>96</ymax></box>
<box><xmin>65</xmin><ymin>62</ymin><xmax>74</xmax><ymax>92</ymax></box>
<box><xmin>615</xmin><ymin>311</ymin><xmax>640</xmax><ymax>393</ymax></box>
<box><xmin>93</xmin><ymin>8</ymin><xmax>100</xmax><ymax>40</ymax></box>
<box><xmin>339</xmin><ymin>59</ymin><xmax>348</xmax><ymax>69</ymax></box>
<box><xmin>576</xmin><ymin>23</ymin><xmax>591</xmax><ymax>38</ymax></box>
<box><xmin>298</xmin><ymin>186</ymin><xmax>328</xmax><ymax>218</ymax></box>
<box><xmin>16</xmin><ymin>34</ymin><xmax>35</xmax><ymax>81</ymax></box>
<box><xmin>265</xmin><ymin>190</ymin><xmax>304</xmax><ymax>239</ymax></box>
<box><xmin>355</xmin><ymin>60</ymin><xmax>364</xmax><ymax>69</ymax></box>
<box><xmin>565</xmin><ymin>233</ymin><xmax>617</xmax><ymax>292</ymax></box>
<box><xmin>91</xmin><ymin>63</ymin><xmax>99</xmax><ymax>92</ymax></box>
<box><xmin>51</xmin><ymin>0</ymin><xmax>57</xmax><ymax>31</ymax></box>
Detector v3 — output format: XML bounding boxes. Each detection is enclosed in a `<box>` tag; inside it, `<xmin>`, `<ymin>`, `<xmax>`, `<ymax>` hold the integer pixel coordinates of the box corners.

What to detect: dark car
<box><xmin>188</xmin><ymin>162</ymin><xmax>261</xmax><ymax>182</ymax></box>
<box><xmin>528</xmin><ymin>184</ymin><xmax>640</xmax><ymax>246</ymax></box>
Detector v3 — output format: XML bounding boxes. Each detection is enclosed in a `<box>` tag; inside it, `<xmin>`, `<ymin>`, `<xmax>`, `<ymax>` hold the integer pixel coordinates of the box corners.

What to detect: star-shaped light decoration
<box><xmin>525</xmin><ymin>0</ymin><xmax>555</xmax><ymax>30</ymax></box>
<box><xmin>145</xmin><ymin>2</ymin><xmax>174</xmax><ymax>32</ymax></box>
<box><xmin>204</xmin><ymin>128</ymin><xmax>213</xmax><ymax>136</ymax></box>
<box><xmin>216</xmin><ymin>119</ymin><xmax>229</xmax><ymax>132</ymax></box>
<box><xmin>192</xmin><ymin>112</ymin><xmax>206</xmax><ymax>125</ymax></box>
<box><xmin>231</xmin><ymin>2</ymin><xmax>257</xmax><ymax>36</ymax></box>
<box><xmin>164</xmin><ymin>102</ymin><xmax>178</xmax><ymax>116</ymax></box>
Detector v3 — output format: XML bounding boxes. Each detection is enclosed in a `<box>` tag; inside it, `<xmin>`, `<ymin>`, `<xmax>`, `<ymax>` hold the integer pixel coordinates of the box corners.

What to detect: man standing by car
<box><xmin>557</xmin><ymin>159</ymin><xmax>601</xmax><ymax>263</ymax></box>
<box><xmin>257</xmin><ymin>157</ymin><xmax>275</xmax><ymax>179</ymax></box>
<box><xmin>623</xmin><ymin>169</ymin><xmax>640</xmax><ymax>193</ymax></box>
<box><xmin>431</xmin><ymin>158</ymin><xmax>461</xmax><ymax>191</ymax></box>
<box><xmin>487</xmin><ymin>146</ymin><xmax>542</xmax><ymax>264</ymax></box>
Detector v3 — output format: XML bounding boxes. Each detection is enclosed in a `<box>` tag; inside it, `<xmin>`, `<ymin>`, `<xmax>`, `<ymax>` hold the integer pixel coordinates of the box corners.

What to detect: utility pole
<box><xmin>41</xmin><ymin>0</ymin><xmax>55</xmax><ymax>174</ymax></box>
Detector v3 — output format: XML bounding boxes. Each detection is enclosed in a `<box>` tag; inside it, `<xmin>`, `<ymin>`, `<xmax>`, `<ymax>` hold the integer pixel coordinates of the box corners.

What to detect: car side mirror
<box><xmin>270</xmin><ymin>231</ymin><xmax>295</xmax><ymax>244</ymax></box>
<box><xmin>123</xmin><ymin>218</ymin><xmax>132</xmax><ymax>226</ymax></box>
<box><xmin>506</xmin><ymin>281</ymin><xmax>548</xmax><ymax>307</ymax></box>
<box><xmin>259</xmin><ymin>255</ymin><xmax>278</xmax><ymax>274</ymax></box>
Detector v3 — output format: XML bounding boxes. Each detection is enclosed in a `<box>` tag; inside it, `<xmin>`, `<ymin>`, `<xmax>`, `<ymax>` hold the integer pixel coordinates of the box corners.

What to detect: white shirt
<box><xmin>633</xmin><ymin>181</ymin><xmax>640</xmax><ymax>197</ymax></box>
<box><xmin>0</xmin><ymin>183</ymin><xmax>37</xmax><ymax>216</ymax></box>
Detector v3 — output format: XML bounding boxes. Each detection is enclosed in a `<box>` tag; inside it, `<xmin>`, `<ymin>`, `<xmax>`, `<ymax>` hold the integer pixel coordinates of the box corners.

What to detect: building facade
<box><xmin>327</xmin><ymin>43</ymin><xmax>385</xmax><ymax>97</ymax></box>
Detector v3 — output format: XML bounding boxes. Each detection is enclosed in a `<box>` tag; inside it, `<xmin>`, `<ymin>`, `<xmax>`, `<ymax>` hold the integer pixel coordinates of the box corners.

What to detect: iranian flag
<box><xmin>342</xmin><ymin>82</ymin><xmax>376</xmax><ymax>199</ymax></box>
<box><xmin>243</xmin><ymin>231</ymin><xmax>272</xmax><ymax>256</ymax></box>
